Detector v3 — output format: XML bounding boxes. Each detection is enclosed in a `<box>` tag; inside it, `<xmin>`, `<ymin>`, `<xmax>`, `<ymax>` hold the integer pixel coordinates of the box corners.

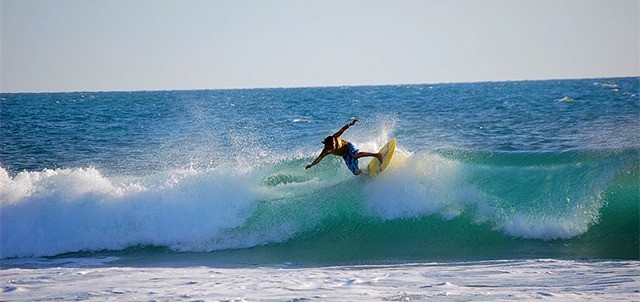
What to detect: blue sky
<box><xmin>1</xmin><ymin>0</ymin><xmax>638</xmax><ymax>92</ymax></box>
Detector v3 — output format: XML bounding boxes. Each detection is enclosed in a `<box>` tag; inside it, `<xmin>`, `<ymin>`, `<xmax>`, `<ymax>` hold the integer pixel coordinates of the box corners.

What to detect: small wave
<box><xmin>594</xmin><ymin>82</ymin><xmax>619</xmax><ymax>89</ymax></box>
<box><xmin>555</xmin><ymin>96</ymin><xmax>576</xmax><ymax>103</ymax></box>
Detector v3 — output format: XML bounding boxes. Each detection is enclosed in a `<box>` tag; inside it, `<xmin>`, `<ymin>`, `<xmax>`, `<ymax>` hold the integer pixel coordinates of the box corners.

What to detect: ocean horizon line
<box><xmin>1</xmin><ymin>75</ymin><xmax>637</xmax><ymax>95</ymax></box>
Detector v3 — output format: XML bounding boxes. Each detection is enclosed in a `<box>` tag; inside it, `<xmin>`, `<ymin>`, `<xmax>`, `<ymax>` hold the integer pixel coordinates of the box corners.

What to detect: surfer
<box><xmin>305</xmin><ymin>118</ymin><xmax>383</xmax><ymax>175</ymax></box>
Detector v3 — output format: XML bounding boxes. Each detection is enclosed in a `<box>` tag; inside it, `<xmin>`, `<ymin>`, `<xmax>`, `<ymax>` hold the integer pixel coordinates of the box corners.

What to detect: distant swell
<box><xmin>1</xmin><ymin>147</ymin><xmax>638</xmax><ymax>260</ymax></box>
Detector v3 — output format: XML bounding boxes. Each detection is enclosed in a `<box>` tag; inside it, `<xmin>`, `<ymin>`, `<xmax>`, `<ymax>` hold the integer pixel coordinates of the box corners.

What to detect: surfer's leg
<box><xmin>355</xmin><ymin>152</ymin><xmax>383</xmax><ymax>163</ymax></box>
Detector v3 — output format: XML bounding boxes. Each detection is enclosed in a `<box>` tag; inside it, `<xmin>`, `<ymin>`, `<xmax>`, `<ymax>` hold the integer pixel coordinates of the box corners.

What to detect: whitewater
<box><xmin>1</xmin><ymin>78</ymin><xmax>639</xmax><ymax>300</ymax></box>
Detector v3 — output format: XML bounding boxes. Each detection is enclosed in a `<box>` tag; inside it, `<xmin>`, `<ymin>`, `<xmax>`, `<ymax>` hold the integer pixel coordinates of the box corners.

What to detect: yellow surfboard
<box><xmin>368</xmin><ymin>138</ymin><xmax>396</xmax><ymax>177</ymax></box>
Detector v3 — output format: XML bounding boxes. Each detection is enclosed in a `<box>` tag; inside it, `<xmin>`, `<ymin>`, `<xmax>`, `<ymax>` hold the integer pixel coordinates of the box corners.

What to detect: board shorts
<box><xmin>343</xmin><ymin>142</ymin><xmax>360</xmax><ymax>175</ymax></box>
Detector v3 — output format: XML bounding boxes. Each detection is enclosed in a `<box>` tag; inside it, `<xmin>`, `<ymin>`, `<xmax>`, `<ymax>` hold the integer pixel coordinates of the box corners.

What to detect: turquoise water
<box><xmin>1</xmin><ymin>77</ymin><xmax>638</xmax><ymax>263</ymax></box>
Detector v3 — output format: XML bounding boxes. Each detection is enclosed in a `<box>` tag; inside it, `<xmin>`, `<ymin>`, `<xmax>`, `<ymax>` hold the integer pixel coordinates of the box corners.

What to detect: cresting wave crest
<box><xmin>0</xmin><ymin>143</ymin><xmax>638</xmax><ymax>260</ymax></box>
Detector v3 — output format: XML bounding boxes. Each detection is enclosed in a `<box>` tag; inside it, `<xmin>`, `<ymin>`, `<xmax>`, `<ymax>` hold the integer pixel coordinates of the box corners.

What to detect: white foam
<box><xmin>1</xmin><ymin>259</ymin><xmax>637</xmax><ymax>301</ymax></box>
<box><xmin>0</xmin><ymin>166</ymin><xmax>262</xmax><ymax>258</ymax></box>
<box><xmin>0</xmin><ymin>167</ymin><xmax>140</xmax><ymax>204</ymax></box>
<box><xmin>504</xmin><ymin>214</ymin><xmax>593</xmax><ymax>240</ymax></box>
<box><xmin>364</xmin><ymin>151</ymin><xmax>476</xmax><ymax>220</ymax></box>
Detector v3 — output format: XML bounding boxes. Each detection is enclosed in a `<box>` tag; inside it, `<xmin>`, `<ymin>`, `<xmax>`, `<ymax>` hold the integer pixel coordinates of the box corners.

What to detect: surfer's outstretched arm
<box><xmin>332</xmin><ymin>118</ymin><xmax>359</xmax><ymax>138</ymax></box>
<box><xmin>305</xmin><ymin>149</ymin><xmax>329</xmax><ymax>169</ymax></box>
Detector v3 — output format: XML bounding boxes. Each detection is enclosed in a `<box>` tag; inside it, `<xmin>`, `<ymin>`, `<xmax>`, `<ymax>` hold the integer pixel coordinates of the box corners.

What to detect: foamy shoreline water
<box><xmin>2</xmin><ymin>258</ymin><xmax>639</xmax><ymax>301</ymax></box>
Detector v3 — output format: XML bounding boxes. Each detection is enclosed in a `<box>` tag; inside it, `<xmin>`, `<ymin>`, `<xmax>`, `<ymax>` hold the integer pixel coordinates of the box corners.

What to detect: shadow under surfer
<box><xmin>305</xmin><ymin>118</ymin><xmax>383</xmax><ymax>175</ymax></box>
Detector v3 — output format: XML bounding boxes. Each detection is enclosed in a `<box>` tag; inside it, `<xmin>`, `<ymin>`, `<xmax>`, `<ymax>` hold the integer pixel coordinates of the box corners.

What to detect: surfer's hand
<box><xmin>350</xmin><ymin>118</ymin><xmax>359</xmax><ymax>125</ymax></box>
<box><xmin>305</xmin><ymin>164</ymin><xmax>312</xmax><ymax>169</ymax></box>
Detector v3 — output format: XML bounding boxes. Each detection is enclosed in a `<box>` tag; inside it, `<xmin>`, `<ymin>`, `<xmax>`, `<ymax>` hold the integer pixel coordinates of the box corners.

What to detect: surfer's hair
<box><xmin>323</xmin><ymin>136</ymin><xmax>333</xmax><ymax>146</ymax></box>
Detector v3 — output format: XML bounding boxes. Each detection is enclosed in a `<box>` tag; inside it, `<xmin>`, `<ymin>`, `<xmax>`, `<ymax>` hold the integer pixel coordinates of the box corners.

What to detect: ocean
<box><xmin>1</xmin><ymin>77</ymin><xmax>639</xmax><ymax>301</ymax></box>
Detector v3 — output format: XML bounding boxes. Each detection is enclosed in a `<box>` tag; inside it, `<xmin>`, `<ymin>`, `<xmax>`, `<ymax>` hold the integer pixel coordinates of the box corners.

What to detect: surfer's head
<box><xmin>323</xmin><ymin>136</ymin><xmax>334</xmax><ymax>147</ymax></box>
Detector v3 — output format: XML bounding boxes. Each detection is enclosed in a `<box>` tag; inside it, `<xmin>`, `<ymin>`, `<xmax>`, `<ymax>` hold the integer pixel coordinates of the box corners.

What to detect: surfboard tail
<box><xmin>368</xmin><ymin>138</ymin><xmax>396</xmax><ymax>177</ymax></box>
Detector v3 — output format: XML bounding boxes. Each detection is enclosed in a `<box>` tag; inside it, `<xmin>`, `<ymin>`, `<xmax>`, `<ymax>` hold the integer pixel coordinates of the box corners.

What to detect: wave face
<box><xmin>1</xmin><ymin>147</ymin><xmax>637</xmax><ymax>261</ymax></box>
<box><xmin>1</xmin><ymin>77</ymin><xmax>638</xmax><ymax>262</ymax></box>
